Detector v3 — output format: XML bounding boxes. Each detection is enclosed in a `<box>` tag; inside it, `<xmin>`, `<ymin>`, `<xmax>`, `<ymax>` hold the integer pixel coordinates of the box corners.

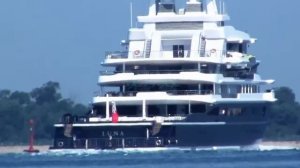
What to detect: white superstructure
<box><xmin>92</xmin><ymin>0</ymin><xmax>276</xmax><ymax>122</ymax></box>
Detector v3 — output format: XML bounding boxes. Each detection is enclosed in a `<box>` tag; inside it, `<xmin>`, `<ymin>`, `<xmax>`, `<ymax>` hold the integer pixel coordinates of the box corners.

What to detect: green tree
<box><xmin>0</xmin><ymin>99</ymin><xmax>26</xmax><ymax>143</ymax></box>
<box><xmin>31</xmin><ymin>81</ymin><xmax>62</xmax><ymax>105</ymax></box>
<box><xmin>0</xmin><ymin>90</ymin><xmax>11</xmax><ymax>99</ymax></box>
<box><xmin>264</xmin><ymin>87</ymin><xmax>300</xmax><ymax>140</ymax></box>
<box><xmin>10</xmin><ymin>91</ymin><xmax>31</xmax><ymax>105</ymax></box>
<box><xmin>0</xmin><ymin>81</ymin><xmax>88</xmax><ymax>145</ymax></box>
<box><xmin>275</xmin><ymin>87</ymin><xmax>296</xmax><ymax>104</ymax></box>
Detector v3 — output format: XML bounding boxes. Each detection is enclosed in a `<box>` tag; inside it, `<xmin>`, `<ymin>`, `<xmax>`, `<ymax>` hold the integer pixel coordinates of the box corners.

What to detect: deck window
<box><xmin>173</xmin><ymin>45</ymin><xmax>184</xmax><ymax>58</ymax></box>
<box><xmin>227</xmin><ymin>42</ymin><xmax>248</xmax><ymax>53</ymax></box>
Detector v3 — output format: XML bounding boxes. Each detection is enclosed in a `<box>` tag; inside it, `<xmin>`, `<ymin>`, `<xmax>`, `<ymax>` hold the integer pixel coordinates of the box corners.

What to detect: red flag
<box><xmin>112</xmin><ymin>102</ymin><xmax>119</xmax><ymax>123</ymax></box>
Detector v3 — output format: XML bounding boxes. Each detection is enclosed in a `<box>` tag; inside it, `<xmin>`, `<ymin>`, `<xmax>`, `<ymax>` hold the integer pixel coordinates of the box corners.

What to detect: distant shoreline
<box><xmin>0</xmin><ymin>141</ymin><xmax>299</xmax><ymax>154</ymax></box>
<box><xmin>0</xmin><ymin>145</ymin><xmax>49</xmax><ymax>154</ymax></box>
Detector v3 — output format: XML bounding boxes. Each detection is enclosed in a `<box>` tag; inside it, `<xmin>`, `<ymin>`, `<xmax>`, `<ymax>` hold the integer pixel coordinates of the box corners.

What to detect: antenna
<box><xmin>219</xmin><ymin>0</ymin><xmax>221</xmax><ymax>14</ymax></box>
<box><xmin>130</xmin><ymin>2</ymin><xmax>133</xmax><ymax>28</ymax></box>
<box><xmin>223</xmin><ymin>0</ymin><xmax>226</xmax><ymax>14</ymax></box>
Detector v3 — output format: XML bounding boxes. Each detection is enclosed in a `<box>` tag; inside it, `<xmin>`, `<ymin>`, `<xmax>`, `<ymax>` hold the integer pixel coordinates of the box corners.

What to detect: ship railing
<box><xmin>166</xmin><ymin>90</ymin><xmax>213</xmax><ymax>95</ymax></box>
<box><xmin>105</xmin><ymin>50</ymin><xmax>227</xmax><ymax>59</ymax></box>
<box><xmin>105</xmin><ymin>51</ymin><xmax>130</xmax><ymax>59</ymax></box>
<box><xmin>99</xmin><ymin>69</ymin><xmax>199</xmax><ymax>75</ymax></box>
<box><xmin>94</xmin><ymin>91</ymin><xmax>138</xmax><ymax>97</ymax></box>
<box><xmin>94</xmin><ymin>90</ymin><xmax>213</xmax><ymax>97</ymax></box>
<box><xmin>54</xmin><ymin>137</ymin><xmax>177</xmax><ymax>149</ymax></box>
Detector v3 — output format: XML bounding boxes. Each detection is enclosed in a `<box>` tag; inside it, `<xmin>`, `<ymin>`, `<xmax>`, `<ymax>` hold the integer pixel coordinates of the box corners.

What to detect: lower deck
<box><xmin>87</xmin><ymin>102</ymin><xmax>270</xmax><ymax>122</ymax></box>
<box><xmin>51</xmin><ymin>110</ymin><xmax>268</xmax><ymax>149</ymax></box>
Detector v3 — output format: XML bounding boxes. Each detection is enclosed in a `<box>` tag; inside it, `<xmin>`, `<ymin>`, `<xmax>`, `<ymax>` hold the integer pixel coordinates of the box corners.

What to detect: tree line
<box><xmin>264</xmin><ymin>87</ymin><xmax>300</xmax><ymax>140</ymax></box>
<box><xmin>0</xmin><ymin>82</ymin><xmax>299</xmax><ymax>144</ymax></box>
<box><xmin>0</xmin><ymin>81</ymin><xmax>87</xmax><ymax>145</ymax></box>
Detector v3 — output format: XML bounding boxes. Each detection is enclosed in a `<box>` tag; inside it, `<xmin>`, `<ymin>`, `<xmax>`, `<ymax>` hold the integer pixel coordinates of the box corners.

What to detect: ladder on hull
<box><xmin>200</xmin><ymin>35</ymin><xmax>206</xmax><ymax>57</ymax></box>
<box><xmin>145</xmin><ymin>40</ymin><xmax>152</xmax><ymax>58</ymax></box>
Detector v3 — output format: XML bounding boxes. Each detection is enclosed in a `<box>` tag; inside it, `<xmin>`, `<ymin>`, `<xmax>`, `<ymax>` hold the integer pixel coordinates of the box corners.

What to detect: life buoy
<box><xmin>134</xmin><ymin>50</ymin><xmax>140</xmax><ymax>56</ymax></box>
<box><xmin>58</xmin><ymin>141</ymin><xmax>64</xmax><ymax>147</ymax></box>
<box><xmin>209</xmin><ymin>49</ymin><xmax>217</xmax><ymax>57</ymax></box>
<box><xmin>155</xmin><ymin>139</ymin><xmax>162</xmax><ymax>146</ymax></box>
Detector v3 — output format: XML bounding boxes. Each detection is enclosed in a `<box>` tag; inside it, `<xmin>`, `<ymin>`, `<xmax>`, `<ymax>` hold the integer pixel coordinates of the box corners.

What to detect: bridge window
<box><xmin>227</xmin><ymin>42</ymin><xmax>248</xmax><ymax>54</ymax></box>
<box><xmin>173</xmin><ymin>45</ymin><xmax>184</xmax><ymax>58</ymax></box>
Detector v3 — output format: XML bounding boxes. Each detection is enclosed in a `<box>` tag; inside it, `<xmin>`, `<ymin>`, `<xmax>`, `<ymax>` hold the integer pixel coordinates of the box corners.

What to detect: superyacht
<box><xmin>50</xmin><ymin>0</ymin><xmax>276</xmax><ymax>150</ymax></box>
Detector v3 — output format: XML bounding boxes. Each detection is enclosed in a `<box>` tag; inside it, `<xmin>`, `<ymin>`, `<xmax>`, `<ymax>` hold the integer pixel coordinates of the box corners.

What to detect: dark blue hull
<box><xmin>50</xmin><ymin>114</ymin><xmax>267</xmax><ymax>149</ymax></box>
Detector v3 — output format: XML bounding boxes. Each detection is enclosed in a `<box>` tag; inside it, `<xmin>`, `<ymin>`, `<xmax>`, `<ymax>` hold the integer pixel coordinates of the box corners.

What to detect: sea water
<box><xmin>0</xmin><ymin>147</ymin><xmax>299</xmax><ymax>168</ymax></box>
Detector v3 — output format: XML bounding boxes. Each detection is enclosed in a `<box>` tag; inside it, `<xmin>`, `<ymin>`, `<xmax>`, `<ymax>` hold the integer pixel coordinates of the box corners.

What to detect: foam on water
<box><xmin>258</xmin><ymin>144</ymin><xmax>300</xmax><ymax>151</ymax></box>
<box><xmin>1</xmin><ymin>146</ymin><xmax>299</xmax><ymax>168</ymax></box>
<box><xmin>38</xmin><ymin>144</ymin><xmax>300</xmax><ymax>156</ymax></box>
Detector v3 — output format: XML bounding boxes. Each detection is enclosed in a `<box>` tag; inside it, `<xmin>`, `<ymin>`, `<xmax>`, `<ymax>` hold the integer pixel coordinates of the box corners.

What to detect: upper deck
<box><xmin>95</xmin><ymin>0</ymin><xmax>275</xmax><ymax>105</ymax></box>
<box><xmin>103</xmin><ymin>49</ymin><xmax>256</xmax><ymax>66</ymax></box>
<box><xmin>102</xmin><ymin>0</ymin><xmax>256</xmax><ymax>66</ymax></box>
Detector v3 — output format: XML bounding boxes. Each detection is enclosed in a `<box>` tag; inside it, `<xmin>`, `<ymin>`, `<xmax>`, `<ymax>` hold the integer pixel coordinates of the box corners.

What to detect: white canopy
<box><xmin>203</xmin><ymin>26</ymin><xmax>256</xmax><ymax>43</ymax></box>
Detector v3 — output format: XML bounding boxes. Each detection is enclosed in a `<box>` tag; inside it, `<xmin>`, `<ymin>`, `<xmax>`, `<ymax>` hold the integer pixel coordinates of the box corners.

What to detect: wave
<box><xmin>36</xmin><ymin>145</ymin><xmax>300</xmax><ymax>156</ymax></box>
<box><xmin>257</xmin><ymin>144</ymin><xmax>300</xmax><ymax>151</ymax></box>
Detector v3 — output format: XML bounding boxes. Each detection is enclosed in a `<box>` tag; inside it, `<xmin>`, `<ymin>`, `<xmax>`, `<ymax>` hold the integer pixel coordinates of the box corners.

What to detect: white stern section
<box><xmin>99</xmin><ymin>72</ymin><xmax>274</xmax><ymax>85</ymax></box>
<box><xmin>94</xmin><ymin>0</ymin><xmax>276</xmax><ymax>119</ymax></box>
<box><xmin>93</xmin><ymin>92</ymin><xmax>276</xmax><ymax>105</ymax></box>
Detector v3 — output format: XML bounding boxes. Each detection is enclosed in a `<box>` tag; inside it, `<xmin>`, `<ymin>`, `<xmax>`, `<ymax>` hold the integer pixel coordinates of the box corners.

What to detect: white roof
<box><xmin>138</xmin><ymin>14</ymin><xmax>230</xmax><ymax>23</ymax></box>
<box><xmin>204</xmin><ymin>26</ymin><xmax>256</xmax><ymax>43</ymax></box>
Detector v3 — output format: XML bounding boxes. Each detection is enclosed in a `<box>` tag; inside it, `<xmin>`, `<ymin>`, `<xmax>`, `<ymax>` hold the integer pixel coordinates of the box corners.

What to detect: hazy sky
<box><xmin>0</xmin><ymin>0</ymin><xmax>299</xmax><ymax>104</ymax></box>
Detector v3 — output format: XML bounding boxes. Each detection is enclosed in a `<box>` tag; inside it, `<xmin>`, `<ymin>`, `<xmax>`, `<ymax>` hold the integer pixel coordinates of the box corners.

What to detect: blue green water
<box><xmin>0</xmin><ymin>149</ymin><xmax>299</xmax><ymax>168</ymax></box>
